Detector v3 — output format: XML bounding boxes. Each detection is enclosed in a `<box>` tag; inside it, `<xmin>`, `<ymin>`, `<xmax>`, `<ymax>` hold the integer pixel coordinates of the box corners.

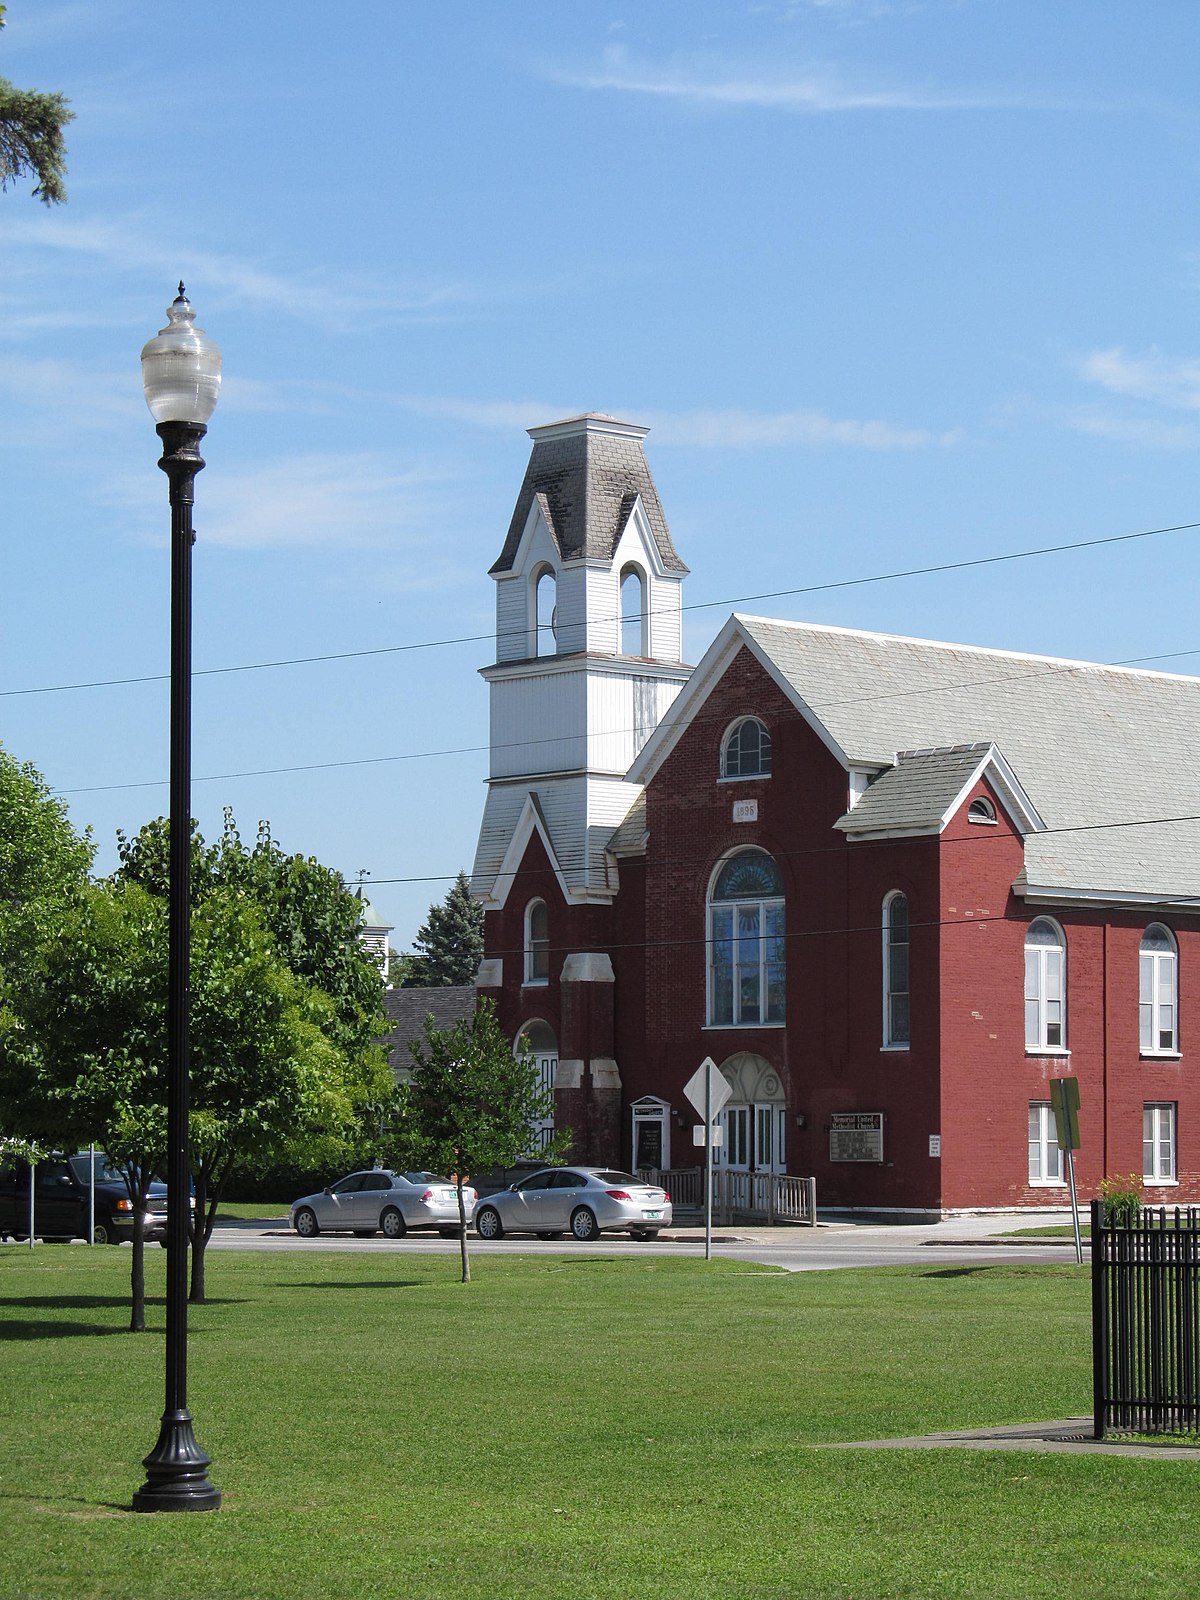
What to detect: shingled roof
<box><xmin>489</xmin><ymin>415</ymin><xmax>687</xmax><ymax>576</ymax></box>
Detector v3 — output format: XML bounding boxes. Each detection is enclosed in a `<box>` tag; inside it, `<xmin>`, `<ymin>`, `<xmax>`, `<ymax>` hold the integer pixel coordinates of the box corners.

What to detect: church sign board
<box><xmin>830</xmin><ymin>1112</ymin><xmax>884</xmax><ymax>1164</ymax></box>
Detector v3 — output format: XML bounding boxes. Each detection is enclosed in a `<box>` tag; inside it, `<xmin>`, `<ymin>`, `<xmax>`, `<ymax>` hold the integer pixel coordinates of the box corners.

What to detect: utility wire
<box><xmin>7</xmin><ymin>515</ymin><xmax>1199</xmax><ymax>700</ymax></box>
<box><xmin>55</xmin><ymin>639</ymin><xmax>1200</xmax><ymax>796</ymax></box>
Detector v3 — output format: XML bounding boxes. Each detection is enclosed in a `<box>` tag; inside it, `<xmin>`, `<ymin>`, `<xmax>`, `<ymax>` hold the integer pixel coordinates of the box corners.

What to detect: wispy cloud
<box><xmin>643</xmin><ymin>405</ymin><xmax>960</xmax><ymax>449</ymax></box>
<box><xmin>377</xmin><ymin>393</ymin><xmax>960</xmax><ymax>450</ymax></box>
<box><xmin>0</xmin><ymin>215</ymin><xmax>478</xmax><ymax>333</ymax></box>
<box><xmin>99</xmin><ymin>453</ymin><xmax>453</xmax><ymax>553</ymax></box>
<box><xmin>540</xmin><ymin>44</ymin><xmax>1061</xmax><ymax>114</ymax></box>
<box><xmin>1080</xmin><ymin>347</ymin><xmax>1200</xmax><ymax>412</ymax></box>
<box><xmin>1060</xmin><ymin>408</ymin><xmax>1200</xmax><ymax>451</ymax></box>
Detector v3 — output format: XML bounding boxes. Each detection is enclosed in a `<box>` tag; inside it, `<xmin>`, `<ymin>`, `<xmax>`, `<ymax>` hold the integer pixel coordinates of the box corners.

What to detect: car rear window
<box><xmin>593</xmin><ymin>1171</ymin><xmax>643</xmax><ymax>1186</ymax></box>
<box><xmin>402</xmin><ymin>1172</ymin><xmax>450</xmax><ymax>1186</ymax></box>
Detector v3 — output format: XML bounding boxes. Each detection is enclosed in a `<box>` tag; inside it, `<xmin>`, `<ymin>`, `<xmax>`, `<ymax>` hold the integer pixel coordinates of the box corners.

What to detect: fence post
<box><xmin>1091</xmin><ymin>1198</ymin><xmax>1107</xmax><ymax>1440</ymax></box>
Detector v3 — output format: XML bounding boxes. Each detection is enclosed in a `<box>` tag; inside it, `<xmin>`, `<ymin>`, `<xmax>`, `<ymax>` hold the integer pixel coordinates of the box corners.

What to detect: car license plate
<box><xmin>644</xmin><ymin>1209</ymin><xmax>662</xmax><ymax>1220</ymax></box>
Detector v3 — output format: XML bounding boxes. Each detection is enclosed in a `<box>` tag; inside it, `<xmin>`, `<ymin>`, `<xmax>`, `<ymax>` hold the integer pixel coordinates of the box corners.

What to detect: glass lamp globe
<box><xmin>141</xmin><ymin>284</ymin><xmax>222</xmax><ymax>426</ymax></box>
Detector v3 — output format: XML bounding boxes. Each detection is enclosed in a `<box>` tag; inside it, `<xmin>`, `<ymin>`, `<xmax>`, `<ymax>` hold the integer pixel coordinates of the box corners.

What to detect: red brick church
<box><xmin>471</xmin><ymin>414</ymin><xmax>1200</xmax><ymax>1216</ymax></box>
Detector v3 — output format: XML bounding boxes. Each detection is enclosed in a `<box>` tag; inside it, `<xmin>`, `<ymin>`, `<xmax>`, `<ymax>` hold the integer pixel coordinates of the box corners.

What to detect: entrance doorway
<box><xmin>712</xmin><ymin>1053</ymin><xmax>787</xmax><ymax>1174</ymax></box>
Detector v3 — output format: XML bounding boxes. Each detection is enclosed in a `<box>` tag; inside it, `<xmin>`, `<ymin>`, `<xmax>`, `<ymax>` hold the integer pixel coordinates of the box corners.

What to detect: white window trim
<box><xmin>882</xmin><ymin>890</ymin><xmax>910</xmax><ymax>1051</ymax></box>
<box><xmin>1140</xmin><ymin>925</ymin><xmax>1179</xmax><ymax>1056</ymax></box>
<box><xmin>705</xmin><ymin>850</ymin><xmax>786</xmax><ymax>1028</ymax></box>
<box><xmin>719</xmin><ymin>716</ymin><xmax>773</xmax><ymax>782</ymax></box>
<box><xmin>1143</xmin><ymin>1101</ymin><xmax>1177</xmax><ymax>1186</ymax></box>
<box><xmin>523</xmin><ymin>898</ymin><xmax>550</xmax><ymax>987</ymax></box>
<box><xmin>1028</xmin><ymin>1101</ymin><xmax>1066</xmax><ymax>1187</ymax></box>
<box><xmin>619</xmin><ymin>563</ymin><xmax>649</xmax><ymax>658</ymax></box>
<box><xmin>1024</xmin><ymin>917</ymin><xmax>1067</xmax><ymax>1053</ymax></box>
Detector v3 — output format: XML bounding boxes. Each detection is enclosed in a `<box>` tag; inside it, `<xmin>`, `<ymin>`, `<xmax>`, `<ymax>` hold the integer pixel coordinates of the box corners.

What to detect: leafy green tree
<box><xmin>404</xmin><ymin>871</ymin><xmax>483</xmax><ymax>988</ymax></box>
<box><xmin>0</xmin><ymin>742</ymin><xmax>93</xmax><ymax>985</ymax></box>
<box><xmin>407</xmin><ymin>998</ymin><xmax>567</xmax><ymax>1282</ymax></box>
<box><xmin>115</xmin><ymin>810</ymin><xmax>392</xmax><ymax>1271</ymax></box>
<box><xmin>0</xmin><ymin>7</ymin><xmax>72</xmax><ymax>204</ymax></box>
<box><xmin>2</xmin><ymin>879</ymin><xmax>170</xmax><ymax>1330</ymax></box>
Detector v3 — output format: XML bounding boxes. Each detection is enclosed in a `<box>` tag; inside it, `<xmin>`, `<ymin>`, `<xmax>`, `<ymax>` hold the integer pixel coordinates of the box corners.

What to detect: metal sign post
<box><xmin>88</xmin><ymin>1143</ymin><xmax>96</xmax><ymax>1247</ymax></box>
<box><xmin>683</xmin><ymin>1057</ymin><xmax>733</xmax><ymax>1263</ymax></box>
<box><xmin>27</xmin><ymin>1159</ymin><xmax>35</xmax><ymax>1250</ymax></box>
<box><xmin>1050</xmin><ymin>1077</ymin><xmax>1083</xmax><ymax>1263</ymax></box>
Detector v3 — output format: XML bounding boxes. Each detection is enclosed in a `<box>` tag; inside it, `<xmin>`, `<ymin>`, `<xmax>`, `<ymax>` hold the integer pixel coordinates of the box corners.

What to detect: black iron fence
<box><xmin>1092</xmin><ymin>1198</ymin><xmax>1200</xmax><ymax>1437</ymax></box>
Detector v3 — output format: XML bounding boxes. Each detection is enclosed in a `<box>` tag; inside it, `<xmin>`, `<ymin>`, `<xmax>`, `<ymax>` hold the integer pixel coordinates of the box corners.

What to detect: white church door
<box><xmin>712</xmin><ymin>1053</ymin><xmax>787</xmax><ymax>1174</ymax></box>
<box><xmin>517</xmin><ymin>1019</ymin><xmax>558</xmax><ymax>1153</ymax></box>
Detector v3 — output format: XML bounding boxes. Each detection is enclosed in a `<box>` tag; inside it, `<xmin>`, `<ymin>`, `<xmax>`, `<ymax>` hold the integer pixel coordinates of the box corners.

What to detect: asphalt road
<box><xmin>205</xmin><ymin>1213</ymin><xmax>1083</xmax><ymax>1272</ymax></box>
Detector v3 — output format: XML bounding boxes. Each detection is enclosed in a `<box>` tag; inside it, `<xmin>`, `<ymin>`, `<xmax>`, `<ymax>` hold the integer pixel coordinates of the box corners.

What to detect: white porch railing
<box><xmin>638</xmin><ymin>1167</ymin><xmax>817</xmax><ymax>1226</ymax></box>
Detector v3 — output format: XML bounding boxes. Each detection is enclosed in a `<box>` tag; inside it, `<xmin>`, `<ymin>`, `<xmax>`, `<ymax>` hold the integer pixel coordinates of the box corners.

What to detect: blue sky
<box><xmin>2</xmin><ymin>1</ymin><xmax>1198</xmax><ymax>947</ymax></box>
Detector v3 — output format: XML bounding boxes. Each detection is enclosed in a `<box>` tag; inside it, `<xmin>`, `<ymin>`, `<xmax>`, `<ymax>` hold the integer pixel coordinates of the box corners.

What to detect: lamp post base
<box><xmin>133</xmin><ymin>1410</ymin><xmax>221</xmax><ymax>1512</ymax></box>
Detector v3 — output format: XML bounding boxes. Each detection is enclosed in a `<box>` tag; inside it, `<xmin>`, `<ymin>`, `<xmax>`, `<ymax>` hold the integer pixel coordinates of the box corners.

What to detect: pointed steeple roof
<box><xmin>489</xmin><ymin>414</ymin><xmax>687</xmax><ymax>576</ymax></box>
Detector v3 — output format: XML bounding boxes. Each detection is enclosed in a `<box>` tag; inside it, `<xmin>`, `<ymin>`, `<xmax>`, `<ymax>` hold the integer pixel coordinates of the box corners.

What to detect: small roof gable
<box><xmin>607</xmin><ymin>792</ymin><xmax>648</xmax><ymax>857</ymax></box>
<box><xmin>490</xmin><ymin>415</ymin><xmax>687</xmax><ymax>576</ymax></box>
<box><xmin>834</xmin><ymin>743</ymin><xmax>1043</xmax><ymax>839</ymax></box>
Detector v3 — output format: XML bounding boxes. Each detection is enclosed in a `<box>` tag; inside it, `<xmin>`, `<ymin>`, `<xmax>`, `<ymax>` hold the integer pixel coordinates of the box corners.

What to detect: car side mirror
<box><xmin>57</xmin><ymin>1175</ymin><xmax>72</xmax><ymax>1186</ymax></box>
<box><xmin>322</xmin><ymin>1186</ymin><xmax>333</xmax><ymax>1196</ymax></box>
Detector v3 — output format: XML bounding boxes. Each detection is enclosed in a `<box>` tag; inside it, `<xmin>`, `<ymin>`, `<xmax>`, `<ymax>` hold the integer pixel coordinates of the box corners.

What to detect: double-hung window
<box><xmin>1024</xmin><ymin>918</ymin><xmax>1066</xmax><ymax>1052</ymax></box>
<box><xmin>524</xmin><ymin>900</ymin><xmax>549</xmax><ymax>985</ymax></box>
<box><xmin>1143</xmin><ymin>1103</ymin><xmax>1177</xmax><ymax>1185</ymax></box>
<box><xmin>1028</xmin><ymin>1102</ymin><xmax>1064</xmax><ymax>1185</ymax></box>
<box><xmin>707</xmin><ymin>850</ymin><xmax>785</xmax><ymax>1026</ymax></box>
<box><xmin>1140</xmin><ymin>925</ymin><xmax>1178</xmax><ymax>1054</ymax></box>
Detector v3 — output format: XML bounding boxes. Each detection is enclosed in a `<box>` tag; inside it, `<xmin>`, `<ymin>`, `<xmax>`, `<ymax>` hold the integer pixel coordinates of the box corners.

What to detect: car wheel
<box><xmin>380</xmin><ymin>1207</ymin><xmax>407</xmax><ymax>1239</ymax></box>
<box><xmin>293</xmin><ymin>1207</ymin><xmax>320</xmax><ymax>1239</ymax></box>
<box><xmin>475</xmin><ymin>1206</ymin><xmax>503</xmax><ymax>1240</ymax></box>
<box><xmin>570</xmin><ymin>1207</ymin><xmax>600</xmax><ymax>1242</ymax></box>
<box><xmin>630</xmin><ymin>1229</ymin><xmax>659</xmax><ymax>1241</ymax></box>
<box><xmin>536</xmin><ymin>1231</ymin><xmax>564</xmax><ymax>1240</ymax></box>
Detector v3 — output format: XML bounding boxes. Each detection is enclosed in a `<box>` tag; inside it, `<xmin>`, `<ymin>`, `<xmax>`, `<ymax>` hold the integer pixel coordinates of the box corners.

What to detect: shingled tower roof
<box><xmin>489</xmin><ymin>414</ymin><xmax>688</xmax><ymax>576</ymax></box>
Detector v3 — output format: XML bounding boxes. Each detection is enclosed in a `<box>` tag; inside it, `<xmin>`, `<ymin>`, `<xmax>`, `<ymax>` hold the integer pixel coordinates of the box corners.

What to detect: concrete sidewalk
<box><xmin>824</xmin><ymin>1418</ymin><xmax>1200</xmax><ymax>1461</ymax></box>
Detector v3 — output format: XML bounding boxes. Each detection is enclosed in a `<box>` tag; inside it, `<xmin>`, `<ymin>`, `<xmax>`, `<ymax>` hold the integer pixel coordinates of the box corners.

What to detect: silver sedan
<box><xmin>473</xmin><ymin>1168</ymin><xmax>672</xmax><ymax>1242</ymax></box>
<box><xmin>290</xmin><ymin>1170</ymin><xmax>477</xmax><ymax>1239</ymax></box>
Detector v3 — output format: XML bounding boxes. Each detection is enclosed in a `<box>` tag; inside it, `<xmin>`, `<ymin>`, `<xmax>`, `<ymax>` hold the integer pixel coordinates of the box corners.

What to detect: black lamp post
<box><xmin>133</xmin><ymin>285</ymin><xmax>222</xmax><ymax>1514</ymax></box>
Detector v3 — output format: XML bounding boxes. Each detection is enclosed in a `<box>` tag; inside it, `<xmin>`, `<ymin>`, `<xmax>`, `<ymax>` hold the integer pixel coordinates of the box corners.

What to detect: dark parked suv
<box><xmin>0</xmin><ymin>1152</ymin><xmax>168</xmax><ymax>1245</ymax></box>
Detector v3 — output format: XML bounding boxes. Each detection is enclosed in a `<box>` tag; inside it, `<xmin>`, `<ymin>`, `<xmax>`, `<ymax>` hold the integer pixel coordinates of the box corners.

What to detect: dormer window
<box><xmin>722</xmin><ymin>717</ymin><xmax>772</xmax><ymax>780</ymax></box>
<box><xmin>968</xmin><ymin>797</ymin><xmax>997</xmax><ymax>825</ymax></box>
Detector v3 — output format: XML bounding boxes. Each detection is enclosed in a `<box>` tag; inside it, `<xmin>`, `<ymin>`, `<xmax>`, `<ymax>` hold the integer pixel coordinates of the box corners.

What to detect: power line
<box><xmin>55</xmin><ymin>639</ymin><xmax>1200</xmax><ymax>797</ymax></box>
<box><xmin>7</xmin><ymin>515</ymin><xmax>1199</xmax><ymax>700</ymax></box>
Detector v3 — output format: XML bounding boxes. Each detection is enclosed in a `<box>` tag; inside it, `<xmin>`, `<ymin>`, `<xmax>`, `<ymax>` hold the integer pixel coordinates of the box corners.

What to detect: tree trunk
<box><xmin>457</xmin><ymin>1179</ymin><xmax>470</xmax><ymax>1284</ymax></box>
<box><xmin>129</xmin><ymin>1209</ymin><xmax>146</xmax><ymax>1333</ymax></box>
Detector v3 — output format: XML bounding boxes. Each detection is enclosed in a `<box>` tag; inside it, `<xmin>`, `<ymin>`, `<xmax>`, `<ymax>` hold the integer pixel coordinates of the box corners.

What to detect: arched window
<box><xmin>968</xmin><ymin>797</ymin><xmax>997</xmax><ymax>824</ymax></box>
<box><xmin>524</xmin><ymin>899</ymin><xmax>549</xmax><ymax>985</ymax></box>
<box><xmin>722</xmin><ymin>717</ymin><xmax>773</xmax><ymax>779</ymax></box>
<box><xmin>534</xmin><ymin>566</ymin><xmax>557</xmax><ymax>657</ymax></box>
<box><xmin>882</xmin><ymin>891</ymin><xmax>910</xmax><ymax>1048</ymax></box>
<box><xmin>1140</xmin><ymin>924</ymin><xmax>1178</xmax><ymax>1054</ymax></box>
<box><xmin>620</xmin><ymin>564</ymin><xmax>647</xmax><ymax>657</ymax></box>
<box><xmin>707</xmin><ymin>850</ymin><xmax>785</xmax><ymax>1026</ymax></box>
<box><xmin>1024</xmin><ymin>918</ymin><xmax>1066</xmax><ymax>1051</ymax></box>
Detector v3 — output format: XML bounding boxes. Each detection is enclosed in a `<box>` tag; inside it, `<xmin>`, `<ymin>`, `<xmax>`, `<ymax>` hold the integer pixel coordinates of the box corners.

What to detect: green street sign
<box><xmin>1050</xmin><ymin>1076</ymin><xmax>1081</xmax><ymax>1151</ymax></box>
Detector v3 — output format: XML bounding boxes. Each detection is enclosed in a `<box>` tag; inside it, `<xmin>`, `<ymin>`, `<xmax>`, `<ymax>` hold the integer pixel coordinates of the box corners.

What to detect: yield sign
<box><xmin>683</xmin><ymin>1057</ymin><xmax>732</xmax><ymax>1121</ymax></box>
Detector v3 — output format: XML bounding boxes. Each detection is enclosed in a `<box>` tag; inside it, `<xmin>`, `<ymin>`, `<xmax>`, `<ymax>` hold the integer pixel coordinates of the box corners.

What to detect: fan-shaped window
<box><xmin>1024</xmin><ymin>918</ymin><xmax>1066</xmax><ymax>1051</ymax></box>
<box><xmin>707</xmin><ymin>850</ymin><xmax>785</xmax><ymax>1026</ymax></box>
<box><xmin>524</xmin><ymin>899</ymin><xmax>549</xmax><ymax>985</ymax></box>
<box><xmin>620</xmin><ymin>564</ymin><xmax>647</xmax><ymax>657</ymax></box>
<box><xmin>882</xmin><ymin>891</ymin><xmax>910</xmax><ymax>1048</ymax></box>
<box><xmin>1140</xmin><ymin>924</ymin><xmax>1178</xmax><ymax>1054</ymax></box>
<box><xmin>722</xmin><ymin>718</ymin><xmax>772</xmax><ymax>779</ymax></box>
<box><xmin>968</xmin><ymin>797</ymin><xmax>997</xmax><ymax>824</ymax></box>
<box><xmin>534</xmin><ymin>567</ymin><xmax>557</xmax><ymax>658</ymax></box>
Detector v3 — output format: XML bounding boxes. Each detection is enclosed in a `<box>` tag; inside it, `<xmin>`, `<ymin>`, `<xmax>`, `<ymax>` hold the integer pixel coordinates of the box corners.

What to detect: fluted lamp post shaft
<box><xmin>133</xmin><ymin>285</ymin><xmax>222</xmax><ymax>1514</ymax></box>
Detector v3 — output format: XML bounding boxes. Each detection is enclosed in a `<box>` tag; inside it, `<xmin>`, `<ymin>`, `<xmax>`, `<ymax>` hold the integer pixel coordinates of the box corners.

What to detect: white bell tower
<box><xmin>471</xmin><ymin>415</ymin><xmax>691</xmax><ymax>909</ymax></box>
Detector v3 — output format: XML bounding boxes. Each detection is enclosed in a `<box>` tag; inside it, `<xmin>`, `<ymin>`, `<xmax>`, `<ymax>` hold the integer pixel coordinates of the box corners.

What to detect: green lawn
<box><xmin>0</xmin><ymin>1247</ymin><xmax>1195</xmax><ymax>1600</ymax></box>
<box><xmin>212</xmin><ymin>1202</ymin><xmax>290</xmax><ymax>1222</ymax></box>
